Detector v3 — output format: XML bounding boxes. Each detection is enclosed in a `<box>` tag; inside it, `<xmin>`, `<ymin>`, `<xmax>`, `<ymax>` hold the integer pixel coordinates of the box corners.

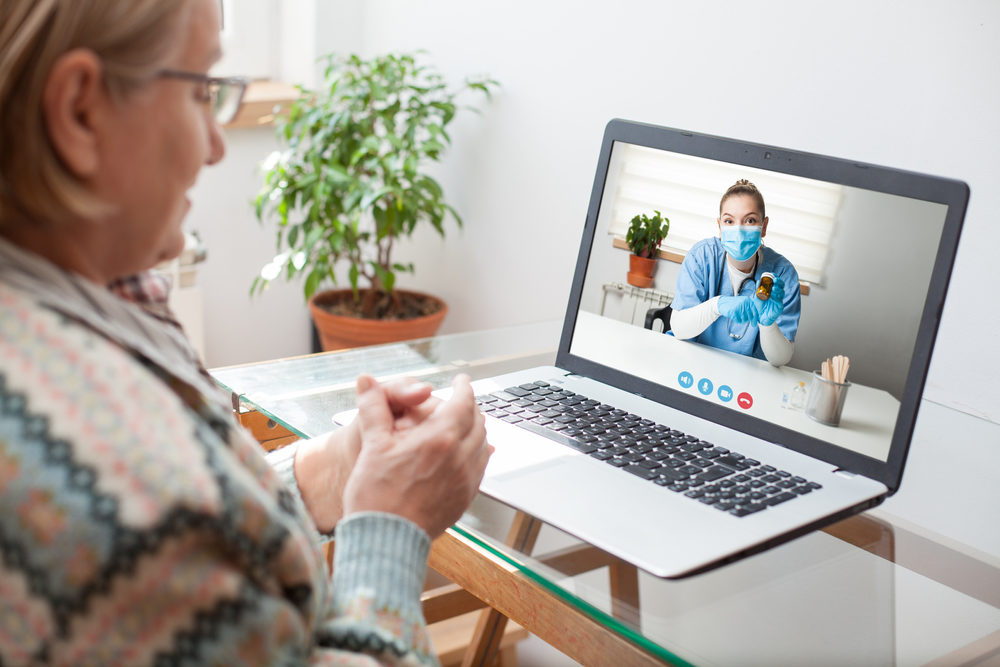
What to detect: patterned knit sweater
<box><xmin>0</xmin><ymin>240</ymin><xmax>439</xmax><ymax>666</ymax></box>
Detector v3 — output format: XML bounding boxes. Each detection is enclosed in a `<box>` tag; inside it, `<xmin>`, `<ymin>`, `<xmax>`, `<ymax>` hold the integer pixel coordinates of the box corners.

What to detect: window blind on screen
<box><xmin>607</xmin><ymin>144</ymin><xmax>842</xmax><ymax>285</ymax></box>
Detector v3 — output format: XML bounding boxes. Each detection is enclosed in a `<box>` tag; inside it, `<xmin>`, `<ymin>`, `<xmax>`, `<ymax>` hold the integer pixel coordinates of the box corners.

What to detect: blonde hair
<box><xmin>0</xmin><ymin>0</ymin><xmax>191</xmax><ymax>227</ymax></box>
<box><xmin>720</xmin><ymin>179</ymin><xmax>766</xmax><ymax>219</ymax></box>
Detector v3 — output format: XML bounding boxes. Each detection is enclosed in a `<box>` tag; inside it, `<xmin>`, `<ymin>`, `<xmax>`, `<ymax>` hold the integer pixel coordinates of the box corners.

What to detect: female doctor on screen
<box><xmin>670</xmin><ymin>179</ymin><xmax>801</xmax><ymax>366</ymax></box>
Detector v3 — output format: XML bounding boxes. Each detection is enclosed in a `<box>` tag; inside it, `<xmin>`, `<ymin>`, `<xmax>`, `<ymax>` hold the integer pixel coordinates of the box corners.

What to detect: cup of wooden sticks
<box><xmin>805</xmin><ymin>355</ymin><xmax>851</xmax><ymax>426</ymax></box>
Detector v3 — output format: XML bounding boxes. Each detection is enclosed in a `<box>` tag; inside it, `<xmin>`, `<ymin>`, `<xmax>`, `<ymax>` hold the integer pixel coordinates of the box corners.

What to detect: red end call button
<box><xmin>736</xmin><ymin>392</ymin><xmax>754</xmax><ymax>410</ymax></box>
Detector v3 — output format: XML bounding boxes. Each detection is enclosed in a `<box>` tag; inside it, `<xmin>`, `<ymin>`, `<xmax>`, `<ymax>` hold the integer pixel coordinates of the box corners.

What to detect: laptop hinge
<box><xmin>833</xmin><ymin>469</ymin><xmax>860</xmax><ymax>479</ymax></box>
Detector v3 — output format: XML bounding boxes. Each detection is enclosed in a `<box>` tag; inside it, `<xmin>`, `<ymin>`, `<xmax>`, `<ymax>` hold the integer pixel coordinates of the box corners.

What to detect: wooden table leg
<box><xmin>460</xmin><ymin>511</ymin><xmax>541</xmax><ymax>667</ymax></box>
<box><xmin>609</xmin><ymin>561</ymin><xmax>641</xmax><ymax>628</ymax></box>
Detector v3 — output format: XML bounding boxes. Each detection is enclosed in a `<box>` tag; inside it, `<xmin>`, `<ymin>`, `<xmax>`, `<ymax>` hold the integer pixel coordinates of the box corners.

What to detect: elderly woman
<box><xmin>0</xmin><ymin>1</ymin><xmax>490</xmax><ymax>664</ymax></box>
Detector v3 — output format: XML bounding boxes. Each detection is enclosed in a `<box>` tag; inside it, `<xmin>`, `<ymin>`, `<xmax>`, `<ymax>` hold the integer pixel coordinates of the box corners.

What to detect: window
<box><xmin>605</xmin><ymin>144</ymin><xmax>842</xmax><ymax>285</ymax></box>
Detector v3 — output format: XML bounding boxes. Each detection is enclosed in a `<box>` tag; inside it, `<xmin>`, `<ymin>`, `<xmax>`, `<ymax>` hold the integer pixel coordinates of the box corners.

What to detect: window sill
<box><xmin>224</xmin><ymin>80</ymin><xmax>299</xmax><ymax>129</ymax></box>
<box><xmin>612</xmin><ymin>237</ymin><xmax>810</xmax><ymax>295</ymax></box>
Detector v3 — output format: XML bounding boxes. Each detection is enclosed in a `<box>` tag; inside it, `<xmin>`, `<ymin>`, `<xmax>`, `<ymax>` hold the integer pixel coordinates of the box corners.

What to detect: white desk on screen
<box><xmin>570</xmin><ymin>310</ymin><xmax>898</xmax><ymax>461</ymax></box>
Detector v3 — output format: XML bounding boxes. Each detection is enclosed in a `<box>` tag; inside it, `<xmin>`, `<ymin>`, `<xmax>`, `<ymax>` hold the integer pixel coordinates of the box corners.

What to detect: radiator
<box><xmin>600</xmin><ymin>282</ymin><xmax>673</xmax><ymax>329</ymax></box>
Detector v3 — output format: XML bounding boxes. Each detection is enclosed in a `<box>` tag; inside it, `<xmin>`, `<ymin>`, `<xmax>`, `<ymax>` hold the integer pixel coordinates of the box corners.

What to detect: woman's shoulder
<box><xmin>0</xmin><ymin>286</ymin><xmax>288</xmax><ymax>510</ymax></box>
<box><xmin>0</xmin><ymin>286</ymin><xmax>323</xmax><ymax>620</ymax></box>
<box><xmin>685</xmin><ymin>236</ymin><xmax>723</xmax><ymax>262</ymax></box>
<box><xmin>0</xmin><ymin>285</ymin><xmax>226</xmax><ymax>516</ymax></box>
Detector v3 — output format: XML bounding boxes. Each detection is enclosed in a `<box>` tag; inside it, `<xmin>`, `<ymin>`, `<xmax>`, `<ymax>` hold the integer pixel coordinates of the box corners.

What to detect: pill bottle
<box><xmin>756</xmin><ymin>272</ymin><xmax>775</xmax><ymax>301</ymax></box>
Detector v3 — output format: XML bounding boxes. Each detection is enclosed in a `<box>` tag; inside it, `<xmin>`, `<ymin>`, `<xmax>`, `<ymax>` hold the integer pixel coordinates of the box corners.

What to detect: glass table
<box><xmin>211</xmin><ymin>321</ymin><xmax>1000</xmax><ymax>666</ymax></box>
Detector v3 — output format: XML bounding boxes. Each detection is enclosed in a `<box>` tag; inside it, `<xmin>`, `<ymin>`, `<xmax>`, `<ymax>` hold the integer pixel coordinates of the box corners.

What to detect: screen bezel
<box><xmin>556</xmin><ymin>119</ymin><xmax>968</xmax><ymax>494</ymax></box>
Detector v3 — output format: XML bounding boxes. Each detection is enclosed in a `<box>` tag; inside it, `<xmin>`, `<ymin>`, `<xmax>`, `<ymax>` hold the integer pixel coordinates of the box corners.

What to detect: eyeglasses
<box><xmin>157</xmin><ymin>69</ymin><xmax>249</xmax><ymax>124</ymax></box>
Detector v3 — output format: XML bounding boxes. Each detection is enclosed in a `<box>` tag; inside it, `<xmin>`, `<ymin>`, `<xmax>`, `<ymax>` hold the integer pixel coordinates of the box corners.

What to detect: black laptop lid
<box><xmin>557</xmin><ymin>119</ymin><xmax>968</xmax><ymax>493</ymax></box>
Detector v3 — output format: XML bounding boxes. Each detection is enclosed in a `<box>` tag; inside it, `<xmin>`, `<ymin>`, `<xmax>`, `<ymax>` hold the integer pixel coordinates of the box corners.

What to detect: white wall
<box><xmin>191</xmin><ymin>0</ymin><xmax>1000</xmax><ymax>427</ymax></box>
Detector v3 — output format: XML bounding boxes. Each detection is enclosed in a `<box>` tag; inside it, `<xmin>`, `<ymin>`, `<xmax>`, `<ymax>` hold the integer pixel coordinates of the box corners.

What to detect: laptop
<box><xmin>344</xmin><ymin>119</ymin><xmax>968</xmax><ymax>578</ymax></box>
<box><xmin>461</xmin><ymin>119</ymin><xmax>969</xmax><ymax>578</ymax></box>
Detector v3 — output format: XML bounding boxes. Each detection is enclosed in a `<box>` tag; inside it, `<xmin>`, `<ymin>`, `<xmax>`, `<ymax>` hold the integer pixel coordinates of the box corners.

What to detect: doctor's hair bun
<box><xmin>720</xmin><ymin>179</ymin><xmax>766</xmax><ymax>218</ymax></box>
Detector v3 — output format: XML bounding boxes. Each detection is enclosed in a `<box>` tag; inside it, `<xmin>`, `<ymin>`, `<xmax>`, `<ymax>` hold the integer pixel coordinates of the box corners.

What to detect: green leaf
<box><xmin>304</xmin><ymin>268</ymin><xmax>323</xmax><ymax>299</ymax></box>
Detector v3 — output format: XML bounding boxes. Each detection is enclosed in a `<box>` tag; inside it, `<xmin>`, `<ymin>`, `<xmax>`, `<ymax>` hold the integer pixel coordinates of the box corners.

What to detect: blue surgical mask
<box><xmin>720</xmin><ymin>226</ymin><xmax>762</xmax><ymax>261</ymax></box>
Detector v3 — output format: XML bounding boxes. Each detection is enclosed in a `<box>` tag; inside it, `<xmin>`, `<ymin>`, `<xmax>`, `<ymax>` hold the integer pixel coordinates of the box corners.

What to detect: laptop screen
<box><xmin>560</xmin><ymin>120</ymin><xmax>967</xmax><ymax>491</ymax></box>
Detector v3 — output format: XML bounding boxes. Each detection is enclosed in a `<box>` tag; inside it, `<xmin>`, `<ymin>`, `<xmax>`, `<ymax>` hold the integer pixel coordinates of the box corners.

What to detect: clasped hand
<box><xmin>342</xmin><ymin>373</ymin><xmax>492</xmax><ymax>539</ymax></box>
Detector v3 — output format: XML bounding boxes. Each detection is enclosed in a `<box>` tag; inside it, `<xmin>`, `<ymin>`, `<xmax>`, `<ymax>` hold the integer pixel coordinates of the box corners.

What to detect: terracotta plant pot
<box><xmin>627</xmin><ymin>254</ymin><xmax>657</xmax><ymax>288</ymax></box>
<box><xmin>308</xmin><ymin>288</ymin><xmax>448</xmax><ymax>351</ymax></box>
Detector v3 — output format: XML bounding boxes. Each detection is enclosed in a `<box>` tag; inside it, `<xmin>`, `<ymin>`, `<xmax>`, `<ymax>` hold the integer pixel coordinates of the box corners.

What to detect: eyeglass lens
<box><xmin>211</xmin><ymin>81</ymin><xmax>246</xmax><ymax>124</ymax></box>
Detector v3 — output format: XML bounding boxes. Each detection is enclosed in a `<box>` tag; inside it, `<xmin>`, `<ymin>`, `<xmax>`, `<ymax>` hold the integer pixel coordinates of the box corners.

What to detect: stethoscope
<box><xmin>720</xmin><ymin>253</ymin><xmax>760</xmax><ymax>340</ymax></box>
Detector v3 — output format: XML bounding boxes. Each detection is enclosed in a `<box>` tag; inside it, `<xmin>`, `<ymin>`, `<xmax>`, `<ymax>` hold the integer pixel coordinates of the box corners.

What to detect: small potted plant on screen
<box><xmin>625</xmin><ymin>210</ymin><xmax>669</xmax><ymax>288</ymax></box>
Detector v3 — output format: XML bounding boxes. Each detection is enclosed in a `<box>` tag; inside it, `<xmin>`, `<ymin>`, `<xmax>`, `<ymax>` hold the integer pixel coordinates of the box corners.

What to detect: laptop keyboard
<box><xmin>477</xmin><ymin>381</ymin><xmax>822</xmax><ymax>518</ymax></box>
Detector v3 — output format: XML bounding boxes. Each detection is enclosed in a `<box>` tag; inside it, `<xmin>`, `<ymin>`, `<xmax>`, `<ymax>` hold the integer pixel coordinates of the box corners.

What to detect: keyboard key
<box><xmin>695</xmin><ymin>465</ymin><xmax>735</xmax><ymax>482</ymax></box>
<box><xmin>716</xmin><ymin>455</ymin><xmax>749</xmax><ymax>470</ymax></box>
<box><xmin>764</xmin><ymin>492</ymin><xmax>796</xmax><ymax>506</ymax></box>
<box><xmin>624</xmin><ymin>464</ymin><xmax>659</xmax><ymax>480</ymax></box>
<box><xmin>517</xmin><ymin>420</ymin><xmax>596</xmax><ymax>454</ymax></box>
<box><xmin>731</xmin><ymin>503</ymin><xmax>766</xmax><ymax>517</ymax></box>
<box><xmin>504</xmin><ymin>387</ymin><xmax>530</xmax><ymax>397</ymax></box>
<box><xmin>609</xmin><ymin>458</ymin><xmax>630</xmax><ymax>467</ymax></box>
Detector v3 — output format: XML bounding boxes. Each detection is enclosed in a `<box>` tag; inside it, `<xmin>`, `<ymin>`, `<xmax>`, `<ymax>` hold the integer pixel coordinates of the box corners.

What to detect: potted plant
<box><xmin>625</xmin><ymin>210</ymin><xmax>670</xmax><ymax>288</ymax></box>
<box><xmin>252</xmin><ymin>52</ymin><xmax>497</xmax><ymax>350</ymax></box>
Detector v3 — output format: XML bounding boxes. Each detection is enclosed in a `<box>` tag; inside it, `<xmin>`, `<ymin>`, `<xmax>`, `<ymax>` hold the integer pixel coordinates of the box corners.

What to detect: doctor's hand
<box><xmin>717</xmin><ymin>296</ymin><xmax>759</xmax><ymax>324</ymax></box>
<box><xmin>343</xmin><ymin>373</ymin><xmax>492</xmax><ymax>539</ymax></box>
<box><xmin>755</xmin><ymin>277</ymin><xmax>786</xmax><ymax>327</ymax></box>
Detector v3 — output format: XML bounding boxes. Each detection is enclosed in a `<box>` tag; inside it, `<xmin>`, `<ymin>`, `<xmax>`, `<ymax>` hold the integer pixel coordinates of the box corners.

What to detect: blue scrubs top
<box><xmin>672</xmin><ymin>237</ymin><xmax>801</xmax><ymax>360</ymax></box>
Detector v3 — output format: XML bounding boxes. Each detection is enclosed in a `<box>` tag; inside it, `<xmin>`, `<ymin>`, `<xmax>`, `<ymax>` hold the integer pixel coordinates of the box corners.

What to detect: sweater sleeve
<box><xmin>267</xmin><ymin>445</ymin><xmax>439</xmax><ymax>665</ymax></box>
<box><xmin>319</xmin><ymin>512</ymin><xmax>439</xmax><ymax>666</ymax></box>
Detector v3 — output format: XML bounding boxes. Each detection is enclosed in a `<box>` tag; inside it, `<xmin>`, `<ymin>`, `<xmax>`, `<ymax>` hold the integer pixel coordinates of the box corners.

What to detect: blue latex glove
<box><xmin>756</xmin><ymin>277</ymin><xmax>786</xmax><ymax>326</ymax></box>
<box><xmin>717</xmin><ymin>296</ymin><xmax>759</xmax><ymax>324</ymax></box>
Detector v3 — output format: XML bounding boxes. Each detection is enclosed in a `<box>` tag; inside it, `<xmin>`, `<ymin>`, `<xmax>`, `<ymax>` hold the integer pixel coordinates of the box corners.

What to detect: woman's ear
<box><xmin>761</xmin><ymin>217</ymin><xmax>769</xmax><ymax>239</ymax></box>
<box><xmin>42</xmin><ymin>49</ymin><xmax>104</xmax><ymax>178</ymax></box>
